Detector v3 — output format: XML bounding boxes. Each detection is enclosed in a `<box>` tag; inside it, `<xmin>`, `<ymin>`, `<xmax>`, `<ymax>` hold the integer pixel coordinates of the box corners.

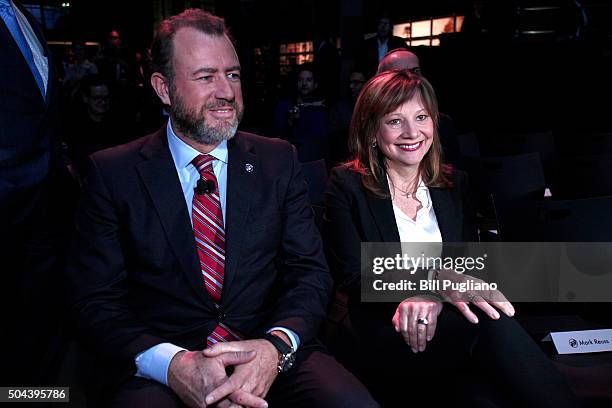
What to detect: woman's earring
<box><xmin>371</xmin><ymin>140</ymin><xmax>378</xmax><ymax>148</ymax></box>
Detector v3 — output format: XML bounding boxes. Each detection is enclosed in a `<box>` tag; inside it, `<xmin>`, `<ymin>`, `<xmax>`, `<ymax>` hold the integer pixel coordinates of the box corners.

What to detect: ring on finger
<box><xmin>416</xmin><ymin>317</ymin><xmax>429</xmax><ymax>325</ymax></box>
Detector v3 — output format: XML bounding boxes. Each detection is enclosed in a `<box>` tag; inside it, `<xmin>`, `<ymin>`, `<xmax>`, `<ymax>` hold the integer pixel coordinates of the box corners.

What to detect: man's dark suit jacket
<box><xmin>67</xmin><ymin>128</ymin><xmax>332</xmax><ymax>380</ymax></box>
<box><xmin>1</xmin><ymin>2</ymin><xmax>62</xmax><ymax>385</ymax></box>
<box><xmin>0</xmin><ymin>1</ymin><xmax>59</xmax><ymax>222</ymax></box>
<box><xmin>358</xmin><ymin>35</ymin><xmax>409</xmax><ymax>79</ymax></box>
<box><xmin>323</xmin><ymin>165</ymin><xmax>477</xmax><ymax>322</ymax></box>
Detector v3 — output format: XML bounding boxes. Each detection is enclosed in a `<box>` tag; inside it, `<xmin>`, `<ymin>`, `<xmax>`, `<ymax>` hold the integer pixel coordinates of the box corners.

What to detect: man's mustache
<box><xmin>205</xmin><ymin>100</ymin><xmax>240</xmax><ymax>110</ymax></box>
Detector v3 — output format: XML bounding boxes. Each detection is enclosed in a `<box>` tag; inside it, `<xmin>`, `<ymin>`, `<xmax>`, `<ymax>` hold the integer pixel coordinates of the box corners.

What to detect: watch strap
<box><xmin>262</xmin><ymin>333</ymin><xmax>292</xmax><ymax>355</ymax></box>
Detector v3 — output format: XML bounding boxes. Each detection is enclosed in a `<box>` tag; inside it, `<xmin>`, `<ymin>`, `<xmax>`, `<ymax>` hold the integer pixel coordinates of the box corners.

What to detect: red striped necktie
<box><xmin>191</xmin><ymin>154</ymin><xmax>242</xmax><ymax>346</ymax></box>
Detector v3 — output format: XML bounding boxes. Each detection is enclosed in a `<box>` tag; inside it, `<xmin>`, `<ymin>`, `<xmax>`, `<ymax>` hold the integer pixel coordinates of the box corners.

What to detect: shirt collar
<box><xmin>166</xmin><ymin>119</ymin><xmax>228</xmax><ymax>169</ymax></box>
<box><xmin>414</xmin><ymin>180</ymin><xmax>431</xmax><ymax>210</ymax></box>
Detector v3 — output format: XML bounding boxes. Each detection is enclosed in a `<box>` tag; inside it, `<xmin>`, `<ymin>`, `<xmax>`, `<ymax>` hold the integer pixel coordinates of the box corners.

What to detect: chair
<box><xmin>549</xmin><ymin>155</ymin><xmax>612</xmax><ymax>199</ymax></box>
<box><xmin>493</xmin><ymin>195</ymin><xmax>612</xmax><ymax>303</ymax></box>
<box><xmin>493</xmin><ymin>195</ymin><xmax>612</xmax><ymax>405</ymax></box>
<box><xmin>556</xmin><ymin>132</ymin><xmax>612</xmax><ymax>157</ymax></box>
<box><xmin>300</xmin><ymin>159</ymin><xmax>327</xmax><ymax>205</ymax></box>
<box><xmin>464</xmin><ymin>152</ymin><xmax>546</xmax><ymax>216</ymax></box>
<box><xmin>482</xmin><ymin>131</ymin><xmax>555</xmax><ymax>177</ymax></box>
<box><xmin>485</xmin><ymin>131</ymin><xmax>554</xmax><ymax>159</ymax></box>
<box><xmin>456</xmin><ymin>132</ymin><xmax>480</xmax><ymax>158</ymax></box>
<box><xmin>494</xmin><ymin>194</ymin><xmax>612</xmax><ymax>242</ymax></box>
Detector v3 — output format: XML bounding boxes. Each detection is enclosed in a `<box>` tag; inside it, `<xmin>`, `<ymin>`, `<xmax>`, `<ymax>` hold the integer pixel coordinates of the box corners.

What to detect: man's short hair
<box><xmin>151</xmin><ymin>9</ymin><xmax>231</xmax><ymax>81</ymax></box>
<box><xmin>295</xmin><ymin>62</ymin><xmax>317</xmax><ymax>80</ymax></box>
<box><xmin>375</xmin><ymin>11</ymin><xmax>393</xmax><ymax>28</ymax></box>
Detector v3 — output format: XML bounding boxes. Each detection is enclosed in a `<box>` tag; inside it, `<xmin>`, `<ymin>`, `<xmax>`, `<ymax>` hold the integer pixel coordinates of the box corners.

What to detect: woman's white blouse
<box><xmin>392</xmin><ymin>182</ymin><xmax>442</xmax><ymax>243</ymax></box>
<box><xmin>392</xmin><ymin>181</ymin><xmax>443</xmax><ymax>263</ymax></box>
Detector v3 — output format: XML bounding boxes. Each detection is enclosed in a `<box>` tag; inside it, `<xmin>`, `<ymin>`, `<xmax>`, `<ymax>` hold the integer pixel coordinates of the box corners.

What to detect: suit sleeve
<box><xmin>66</xmin><ymin>156</ymin><xmax>165</xmax><ymax>365</ymax></box>
<box><xmin>265</xmin><ymin>145</ymin><xmax>333</xmax><ymax>344</ymax></box>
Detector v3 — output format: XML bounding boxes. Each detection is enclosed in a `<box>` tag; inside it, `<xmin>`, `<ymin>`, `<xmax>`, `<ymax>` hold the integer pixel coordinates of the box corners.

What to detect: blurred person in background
<box><xmin>328</xmin><ymin>69</ymin><xmax>366</xmax><ymax>164</ymax></box>
<box><xmin>64</xmin><ymin>74</ymin><xmax>132</xmax><ymax>175</ymax></box>
<box><xmin>358</xmin><ymin>13</ymin><xmax>409</xmax><ymax>78</ymax></box>
<box><xmin>273</xmin><ymin>63</ymin><xmax>329</xmax><ymax>163</ymax></box>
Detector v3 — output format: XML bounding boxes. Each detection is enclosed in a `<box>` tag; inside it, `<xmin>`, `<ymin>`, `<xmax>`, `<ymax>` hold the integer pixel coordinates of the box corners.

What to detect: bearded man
<box><xmin>66</xmin><ymin>9</ymin><xmax>377</xmax><ymax>408</ymax></box>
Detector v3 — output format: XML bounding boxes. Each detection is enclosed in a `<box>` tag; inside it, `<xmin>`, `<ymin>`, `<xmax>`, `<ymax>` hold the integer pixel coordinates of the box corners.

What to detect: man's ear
<box><xmin>151</xmin><ymin>72</ymin><xmax>171</xmax><ymax>106</ymax></box>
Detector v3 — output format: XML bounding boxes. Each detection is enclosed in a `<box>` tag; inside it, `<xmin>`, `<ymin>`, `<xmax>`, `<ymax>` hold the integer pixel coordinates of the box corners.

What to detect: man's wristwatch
<box><xmin>262</xmin><ymin>333</ymin><xmax>296</xmax><ymax>373</ymax></box>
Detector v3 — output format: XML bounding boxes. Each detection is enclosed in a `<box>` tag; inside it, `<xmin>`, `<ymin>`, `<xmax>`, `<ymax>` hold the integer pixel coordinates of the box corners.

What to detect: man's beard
<box><xmin>169</xmin><ymin>88</ymin><xmax>243</xmax><ymax>145</ymax></box>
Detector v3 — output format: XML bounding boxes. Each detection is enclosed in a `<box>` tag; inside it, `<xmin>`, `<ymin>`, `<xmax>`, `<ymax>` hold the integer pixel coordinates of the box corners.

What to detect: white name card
<box><xmin>542</xmin><ymin>329</ymin><xmax>612</xmax><ymax>354</ymax></box>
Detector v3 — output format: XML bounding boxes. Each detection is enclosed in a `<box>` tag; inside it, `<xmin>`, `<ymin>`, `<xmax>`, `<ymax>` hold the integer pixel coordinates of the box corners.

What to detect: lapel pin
<box><xmin>245</xmin><ymin>163</ymin><xmax>254</xmax><ymax>173</ymax></box>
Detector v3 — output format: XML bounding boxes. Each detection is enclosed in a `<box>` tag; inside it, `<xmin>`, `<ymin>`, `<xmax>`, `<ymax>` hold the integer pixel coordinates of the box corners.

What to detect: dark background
<box><xmin>24</xmin><ymin>0</ymin><xmax>612</xmax><ymax>147</ymax></box>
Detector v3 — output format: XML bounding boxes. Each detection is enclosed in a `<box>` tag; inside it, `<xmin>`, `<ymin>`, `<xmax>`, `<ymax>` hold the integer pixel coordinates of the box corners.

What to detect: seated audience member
<box><xmin>328</xmin><ymin>69</ymin><xmax>366</xmax><ymax>165</ymax></box>
<box><xmin>66</xmin><ymin>9</ymin><xmax>377</xmax><ymax>408</ymax></box>
<box><xmin>62</xmin><ymin>41</ymin><xmax>98</xmax><ymax>101</ymax></box>
<box><xmin>324</xmin><ymin>70</ymin><xmax>579</xmax><ymax>407</ymax></box>
<box><xmin>376</xmin><ymin>48</ymin><xmax>421</xmax><ymax>74</ymax></box>
<box><xmin>95</xmin><ymin>29</ymin><xmax>129</xmax><ymax>86</ymax></box>
<box><xmin>358</xmin><ymin>13</ymin><xmax>409</xmax><ymax>79</ymax></box>
<box><xmin>63</xmin><ymin>42</ymin><xmax>98</xmax><ymax>82</ymax></box>
<box><xmin>273</xmin><ymin>63</ymin><xmax>329</xmax><ymax>163</ymax></box>
<box><xmin>130</xmin><ymin>47</ymin><xmax>167</xmax><ymax>137</ymax></box>
<box><xmin>63</xmin><ymin>74</ymin><xmax>131</xmax><ymax>174</ymax></box>
<box><xmin>377</xmin><ymin>49</ymin><xmax>461</xmax><ymax>167</ymax></box>
<box><xmin>314</xmin><ymin>29</ymin><xmax>341</xmax><ymax>103</ymax></box>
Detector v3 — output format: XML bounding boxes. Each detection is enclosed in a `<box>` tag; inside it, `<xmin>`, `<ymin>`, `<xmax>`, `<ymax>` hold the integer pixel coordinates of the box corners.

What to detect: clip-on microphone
<box><xmin>195</xmin><ymin>178</ymin><xmax>216</xmax><ymax>195</ymax></box>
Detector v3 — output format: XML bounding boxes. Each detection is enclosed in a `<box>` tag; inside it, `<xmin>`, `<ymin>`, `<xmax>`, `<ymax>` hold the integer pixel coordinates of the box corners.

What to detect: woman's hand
<box><xmin>392</xmin><ymin>295</ymin><xmax>443</xmax><ymax>353</ymax></box>
<box><xmin>436</xmin><ymin>269</ymin><xmax>515</xmax><ymax>324</ymax></box>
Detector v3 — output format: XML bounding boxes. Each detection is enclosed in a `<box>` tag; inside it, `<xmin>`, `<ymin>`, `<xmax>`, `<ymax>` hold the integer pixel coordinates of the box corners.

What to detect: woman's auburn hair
<box><xmin>346</xmin><ymin>70</ymin><xmax>452</xmax><ymax>197</ymax></box>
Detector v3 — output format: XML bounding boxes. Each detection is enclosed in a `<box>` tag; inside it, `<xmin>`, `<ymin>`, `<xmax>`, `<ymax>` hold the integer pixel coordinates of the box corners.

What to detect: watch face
<box><xmin>280</xmin><ymin>353</ymin><xmax>296</xmax><ymax>372</ymax></box>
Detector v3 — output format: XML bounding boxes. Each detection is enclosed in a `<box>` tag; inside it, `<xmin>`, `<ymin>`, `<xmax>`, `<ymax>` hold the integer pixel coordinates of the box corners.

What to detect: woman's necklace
<box><xmin>392</xmin><ymin>184</ymin><xmax>417</xmax><ymax>199</ymax></box>
<box><xmin>386</xmin><ymin>173</ymin><xmax>418</xmax><ymax>199</ymax></box>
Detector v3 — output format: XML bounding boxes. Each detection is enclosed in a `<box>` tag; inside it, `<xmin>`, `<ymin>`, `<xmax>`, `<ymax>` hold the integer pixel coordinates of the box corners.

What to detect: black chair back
<box><xmin>486</xmin><ymin>131</ymin><xmax>554</xmax><ymax>160</ymax></box>
<box><xmin>556</xmin><ymin>132</ymin><xmax>612</xmax><ymax>157</ymax></box>
<box><xmin>494</xmin><ymin>195</ymin><xmax>612</xmax><ymax>242</ymax></box>
<box><xmin>550</xmin><ymin>154</ymin><xmax>612</xmax><ymax>199</ymax></box>
<box><xmin>457</xmin><ymin>132</ymin><xmax>480</xmax><ymax>158</ymax></box>
<box><xmin>465</xmin><ymin>152</ymin><xmax>546</xmax><ymax>216</ymax></box>
<box><xmin>301</xmin><ymin>159</ymin><xmax>327</xmax><ymax>205</ymax></box>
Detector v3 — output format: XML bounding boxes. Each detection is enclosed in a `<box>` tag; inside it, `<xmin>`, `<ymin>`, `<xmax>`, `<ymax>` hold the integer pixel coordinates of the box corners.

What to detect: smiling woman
<box><xmin>348</xmin><ymin>71</ymin><xmax>447</xmax><ymax>200</ymax></box>
<box><xmin>376</xmin><ymin>99</ymin><xmax>434</xmax><ymax>172</ymax></box>
<box><xmin>324</xmin><ymin>70</ymin><xmax>580</xmax><ymax>406</ymax></box>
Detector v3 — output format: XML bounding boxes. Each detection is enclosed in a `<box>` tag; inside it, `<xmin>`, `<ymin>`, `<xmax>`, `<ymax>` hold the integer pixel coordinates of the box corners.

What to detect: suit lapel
<box><xmin>222</xmin><ymin>132</ymin><xmax>258</xmax><ymax>304</ymax></box>
<box><xmin>11</xmin><ymin>2</ymin><xmax>51</xmax><ymax>105</ymax></box>
<box><xmin>22</xmin><ymin>5</ymin><xmax>55</xmax><ymax>104</ymax></box>
<box><xmin>22</xmin><ymin>6</ymin><xmax>55</xmax><ymax>105</ymax></box>
<box><xmin>365</xmin><ymin>182</ymin><xmax>401</xmax><ymax>242</ymax></box>
<box><xmin>430</xmin><ymin>187</ymin><xmax>459</xmax><ymax>242</ymax></box>
<box><xmin>365</xmin><ymin>180</ymin><xmax>461</xmax><ymax>243</ymax></box>
<box><xmin>136</xmin><ymin>129</ymin><xmax>213</xmax><ymax>306</ymax></box>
